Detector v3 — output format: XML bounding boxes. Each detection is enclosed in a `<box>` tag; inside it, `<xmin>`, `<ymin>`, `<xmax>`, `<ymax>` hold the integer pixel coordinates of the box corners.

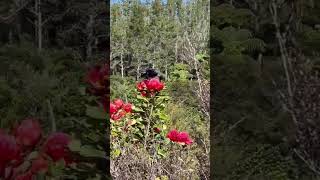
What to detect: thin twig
<box><xmin>47</xmin><ymin>99</ymin><xmax>56</xmax><ymax>132</ymax></box>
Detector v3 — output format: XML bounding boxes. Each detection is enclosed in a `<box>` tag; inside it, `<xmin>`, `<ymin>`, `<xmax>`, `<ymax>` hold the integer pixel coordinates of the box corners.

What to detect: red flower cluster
<box><xmin>136</xmin><ymin>77</ymin><xmax>164</xmax><ymax>97</ymax></box>
<box><xmin>0</xmin><ymin>134</ymin><xmax>20</xmax><ymax>176</ymax></box>
<box><xmin>14</xmin><ymin>118</ymin><xmax>42</xmax><ymax>147</ymax></box>
<box><xmin>42</xmin><ymin>132</ymin><xmax>72</xmax><ymax>164</ymax></box>
<box><xmin>85</xmin><ymin>63</ymin><xmax>108</xmax><ymax>96</ymax></box>
<box><xmin>0</xmin><ymin>118</ymin><xmax>73</xmax><ymax>179</ymax></box>
<box><xmin>167</xmin><ymin>129</ymin><xmax>193</xmax><ymax>145</ymax></box>
<box><xmin>85</xmin><ymin>63</ymin><xmax>109</xmax><ymax>112</ymax></box>
<box><xmin>110</xmin><ymin>99</ymin><xmax>132</xmax><ymax>121</ymax></box>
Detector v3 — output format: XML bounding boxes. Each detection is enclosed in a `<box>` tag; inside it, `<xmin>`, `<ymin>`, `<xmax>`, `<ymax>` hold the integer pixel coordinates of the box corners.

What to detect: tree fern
<box><xmin>242</xmin><ymin>38</ymin><xmax>266</xmax><ymax>53</ymax></box>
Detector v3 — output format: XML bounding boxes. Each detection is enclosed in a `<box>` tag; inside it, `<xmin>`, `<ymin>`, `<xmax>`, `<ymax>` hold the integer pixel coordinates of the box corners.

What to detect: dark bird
<box><xmin>141</xmin><ymin>68</ymin><xmax>166</xmax><ymax>81</ymax></box>
<box><xmin>141</xmin><ymin>68</ymin><xmax>158</xmax><ymax>79</ymax></box>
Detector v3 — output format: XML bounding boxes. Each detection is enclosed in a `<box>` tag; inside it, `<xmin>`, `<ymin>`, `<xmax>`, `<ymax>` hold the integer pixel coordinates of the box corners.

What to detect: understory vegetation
<box><xmin>212</xmin><ymin>1</ymin><xmax>320</xmax><ymax>179</ymax></box>
<box><xmin>110</xmin><ymin>0</ymin><xmax>210</xmax><ymax>179</ymax></box>
<box><xmin>0</xmin><ymin>0</ymin><xmax>109</xmax><ymax>179</ymax></box>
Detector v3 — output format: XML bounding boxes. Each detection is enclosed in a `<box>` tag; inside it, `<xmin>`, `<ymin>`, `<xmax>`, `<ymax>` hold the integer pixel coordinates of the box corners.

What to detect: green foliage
<box><xmin>231</xmin><ymin>144</ymin><xmax>297</xmax><ymax>180</ymax></box>
<box><xmin>110</xmin><ymin>0</ymin><xmax>209</xmax><ymax>179</ymax></box>
<box><xmin>110</xmin><ymin>74</ymin><xmax>209</xmax><ymax>178</ymax></box>
<box><xmin>212</xmin><ymin>0</ymin><xmax>320</xmax><ymax>179</ymax></box>
<box><xmin>169</xmin><ymin>63</ymin><xmax>191</xmax><ymax>81</ymax></box>
<box><xmin>0</xmin><ymin>44</ymin><xmax>108</xmax><ymax>179</ymax></box>
<box><xmin>0</xmin><ymin>44</ymin><xmax>82</xmax><ymax>129</ymax></box>
<box><xmin>212</xmin><ymin>4</ymin><xmax>253</xmax><ymax>28</ymax></box>
<box><xmin>110</xmin><ymin>75</ymin><xmax>136</xmax><ymax>100</ymax></box>
<box><xmin>299</xmin><ymin>29</ymin><xmax>320</xmax><ymax>53</ymax></box>
<box><xmin>212</xmin><ymin>26</ymin><xmax>266</xmax><ymax>56</ymax></box>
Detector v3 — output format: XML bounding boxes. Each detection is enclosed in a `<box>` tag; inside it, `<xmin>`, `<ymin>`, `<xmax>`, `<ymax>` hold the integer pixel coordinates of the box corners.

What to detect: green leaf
<box><xmin>132</xmin><ymin>106</ymin><xmax>144</xmax><ymax>112</ymax></box>
<box><xmin>78</xmin><ymin>86</ymin><xmax>86</xmax><ymax>95</ymax></box>
<box><xmin>17</xmin><ymin>161</ymin><xmax>31</xmax><ymax>173</ymax></box>
<box><xmin>68</xmin><ymin>139</ymin><xmax>82</xmax><ymax>152</ymax></box>
<box><xmin>86</xmin><ymin>106</ymin><xmax>107</xmax><ymax>120</ymax></box>
<box><xmin>49</xmin><ymin>160</ymin><xmax>65</xmax><ymax>177</ymax></box>
<box><xmin>87</xmin><ymin>174</ymin><xmax>102</xmax><ymax>180</ymax></box>
<box><xmin>86</xmin><ymin>132</ymin><xmax>100</xmax><ymax>142</ymax></box>
<box><xmin>26</xmin><ymin>151</ymin><xmax>39</xmax><ymax>160</ymax></box>
<box><xmin>112</xmin><ymin>149</ymin><xmax>121</xmax><ymax>158</ymax></box>
<box><xmin>79</xmin><ymin>145</ymin><xmax>106</xmax><ymax>158</ymax></box>
<box><xmin>35</xmin><ymin>173</ymin><xmax>46</xmax><ymax>180</ymax></box>
<box><xmin>157</xmin><ymin>149</ymin><xmax>166</xmax><ymax>157</ymax></box>
<box><xmin>156</xmin><ymin>95</ymin><xmax>170</xmax><ymax>103</ymax></box>
<box><xmin>56</xmin><ymin>159</ymin><xmax>66</xmax><ymax>168</ymax></box>
<box><xmin>136</xmin><ymin>94</ymin><xmax>148</xmax><ymax>102</ymax></box>
<box><xmin>157</xmin><ymin>112</ymin><xmax>169</xmax><ymax>121</ymax></box>
<box><xmin>160</xmin><ymin>175</ymin><xmax>169</xmax><ymax>180</ymax></box>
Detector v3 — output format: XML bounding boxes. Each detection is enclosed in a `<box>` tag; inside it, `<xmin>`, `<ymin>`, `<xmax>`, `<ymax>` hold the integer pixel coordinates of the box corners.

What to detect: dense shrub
<box><xmin>110</xmin><ymin>75</ymin><xmax>209</xmax><ymax>179</ymax></box>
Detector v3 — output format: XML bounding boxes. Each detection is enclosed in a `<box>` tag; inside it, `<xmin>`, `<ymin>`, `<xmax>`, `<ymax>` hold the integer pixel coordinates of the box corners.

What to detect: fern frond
<box><xmin>242</xmin><ymin>38</ymin><xmax>266</xmax><ymax>53</ymax></box>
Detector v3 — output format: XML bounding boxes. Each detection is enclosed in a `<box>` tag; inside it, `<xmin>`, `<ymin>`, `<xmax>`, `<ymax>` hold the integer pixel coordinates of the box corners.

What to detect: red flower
<box><xmin>123</xmin><ymin>103</ymin><xmax>132</xmax><ymax>113</ymax></box>
<box><xmin>153</xmin><ymin>127</ymin><xmax>161</xmax><ymax>133</ymax></box>
<box><xmin>166</xmin><ymin>129</ymin><xmax>180</xmax><ymax>142</ymax></box>
<box><xmin>111</xmin><ymin>109</ymin><xmax>125</xmax><ymax>121</ymax></box>
<box><xmin>100</xmin><ymin>64</ymin><xmax>109</xmax><ymax>81</ymax></box>
<box><xmin>43</xmin><ymin>132</ymin><xmax>72</xmax><ymax>164</ymax></box>
<box><xmin>113</xmin><ymin>99</ymin><xmax>124</xmax><ymax>109</ymax></box>
<box><xmin>0</xmin><ymin>133</ymin><xmax>20</xmax><ymax>163</ymax></box>
<box><xmin>119</xmin><ymin>110</ymin><xmax>127</xmax><ymax>118</ymax></box>
<box><xmin>140</xmin><ymin>91</ymin><xmax>147</xmax><ymax>97</ymax></box>
<box><xmin>86</xmin><ymin>66</ymin><xmax>102</xmax><ymax>86</ymax></box>
<box><xmin>110</xmin><ymin>103</ymin><xmax>117</xmax><ymax>114</ymax></box>
<box><xmin>137</xmin><ymin>81</ymin><xmax>147</xmax><ymax>91</ymax></box>
<box><xmin>146</xmin><ymin>77</ymin><xmax>164</xmax><ymax>91</ymax></box>
<box><xmin>99</xmin><ymin>97</ymin><xmax>108</xmax><ymax>112</ymax></box>
<box><xmin>0</xmin><ymin>133</ymin><xmax>20</xmax><ymax>177</ymax></box>
<box><xmin>177</xmin><ymin>132</ymin><xmax>193</xmax><ymax>145</ymax></box>
<box><xmin>111</xmin><ymin>113</ymin><xmax>121</xmax><ymax>121</ymax></box>
<box><xmin>31</xmin><ymin>156</ymin><xmax>48</xmax><ymax>174</ymax></box>
<box><xmin>146</xmin><ymin>78</ymin><xmax>158</xmax><ymax>90</ymax></box>
<box><xmin>110</xmin><ymin>99</ymin><xmax>134</xmax><ymax>121</ymax></box>
<box><xmin>0</xmin><ymin>163</ymin><xmax>4</xmax><ymax>178</ymax></box>
<box><xmin>167</xmin><ymin>129</ymin><xmax>193</xmax><ymax>145</ymax></box>
<box><xmin>85</xmin><ymin>64</ymin><xmax>108</xmax><ymax>96</ymax></box>
<box><xmin>136</xmin><ymin>77</ymin><xmax>165</xmax><ymax>97</ymax></box>
<box><xmin>155</xmin><ymin>81</ymin><xmax>164</xmax><ymax>91</ymax></box>
<box><xmin>15</xmin><ymin>171</ymin><xmax>33</xmax><ymax>180</ymax></box>
<box><xmin>15</xmin><ymin>118</ymin><xmax>42</xmax><ymax>147</ymax></box>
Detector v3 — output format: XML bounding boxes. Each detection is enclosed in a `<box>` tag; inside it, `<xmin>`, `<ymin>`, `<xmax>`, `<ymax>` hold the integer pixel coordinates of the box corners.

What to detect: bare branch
<box><xmin>0</xmin><ymin>0</ymin><xmax>31</xmax><ymax>23</ymax></box>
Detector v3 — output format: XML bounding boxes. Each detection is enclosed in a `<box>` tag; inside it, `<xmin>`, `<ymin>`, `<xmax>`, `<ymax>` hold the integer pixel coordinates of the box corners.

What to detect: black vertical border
<box><xmin>209</xmin><ymin>0</ymin><xmax>214</xmax><ymax>179</ymax></box>
<box><xmin>105</xmin><ymin>0</ymin><xmax>111</xmax><ymax>178</ymax></box>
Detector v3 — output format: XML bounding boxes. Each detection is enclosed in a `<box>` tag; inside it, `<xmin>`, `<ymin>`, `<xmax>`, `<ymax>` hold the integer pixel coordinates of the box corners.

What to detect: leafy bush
<box><xmin>0</xmin><ymin>45</ymin><xmax>109</xmax><ymax>179</ymax></box>
<box><xmin>110</xmin><ymin>76</ymin><xmax>209</xmax><ymax>179</ymax></box>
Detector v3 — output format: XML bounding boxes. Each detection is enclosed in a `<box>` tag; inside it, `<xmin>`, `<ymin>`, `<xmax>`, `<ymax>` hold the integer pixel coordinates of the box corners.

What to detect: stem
<box><xmin>47</xmin><ymin>100</ymin><xmax>56</xmax><ymax>132</ymax></box>
<box><xmin>150</xmin><ymin>133</ymin><xmax>157</xmax><ymax>179</ymax></box>
<box><xmin>144</xmin><ymin>101</ymin><xmax>154</xmax><ymax>149</ymax></box>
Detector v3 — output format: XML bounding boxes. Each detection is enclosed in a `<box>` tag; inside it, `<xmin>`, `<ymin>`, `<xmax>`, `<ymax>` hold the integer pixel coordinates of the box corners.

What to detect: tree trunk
<box><xmin>175</xmin><ymin>40</ymin><xmax>178</xmax><ymax>63</ymax></box>
<box><xmin>38</xmin><ymin>0</ymin><xmax>42</xmax><ymax>51</ymax></box>
<box><xmin>136</xmin><ymin>57</ymin><xmax>141</xmax><ymax>80</ymax></box>
<box><xmin>8</xmin><ymin>29</ymin><xmax>13</xmax><ymax>44</ymax></box>
<box><xmin>258</xmin><ymin>53</ymin><xmax>263</xmax><ymax>74</ymax></box>
<box><xmin>254</xmin><ymin>1</ymin><xmax>260</xmax><ymax>32</ymax></box>
<box><xmin>35</xmin><ymin>0</ymin><xmax>38</xmax><ymax>47</ymax></box>
<box><xmin>165</xmin><ymin>60</ymin><xmax>168</xmax><ymax>80</ymax></box>
<box><xmin>86</xmin><ymin>14</ymin><xmax>94</xmax><ymax>58</ymax></box>
<box><xmin>36</xmin><ymin>0</ymin><xmax>42</xmax><ymax>51</ymax></box>
<box><xmin>120</xmin><ymin>43</ymin><xmax>124</xmax><ymax>78</ymax></box>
